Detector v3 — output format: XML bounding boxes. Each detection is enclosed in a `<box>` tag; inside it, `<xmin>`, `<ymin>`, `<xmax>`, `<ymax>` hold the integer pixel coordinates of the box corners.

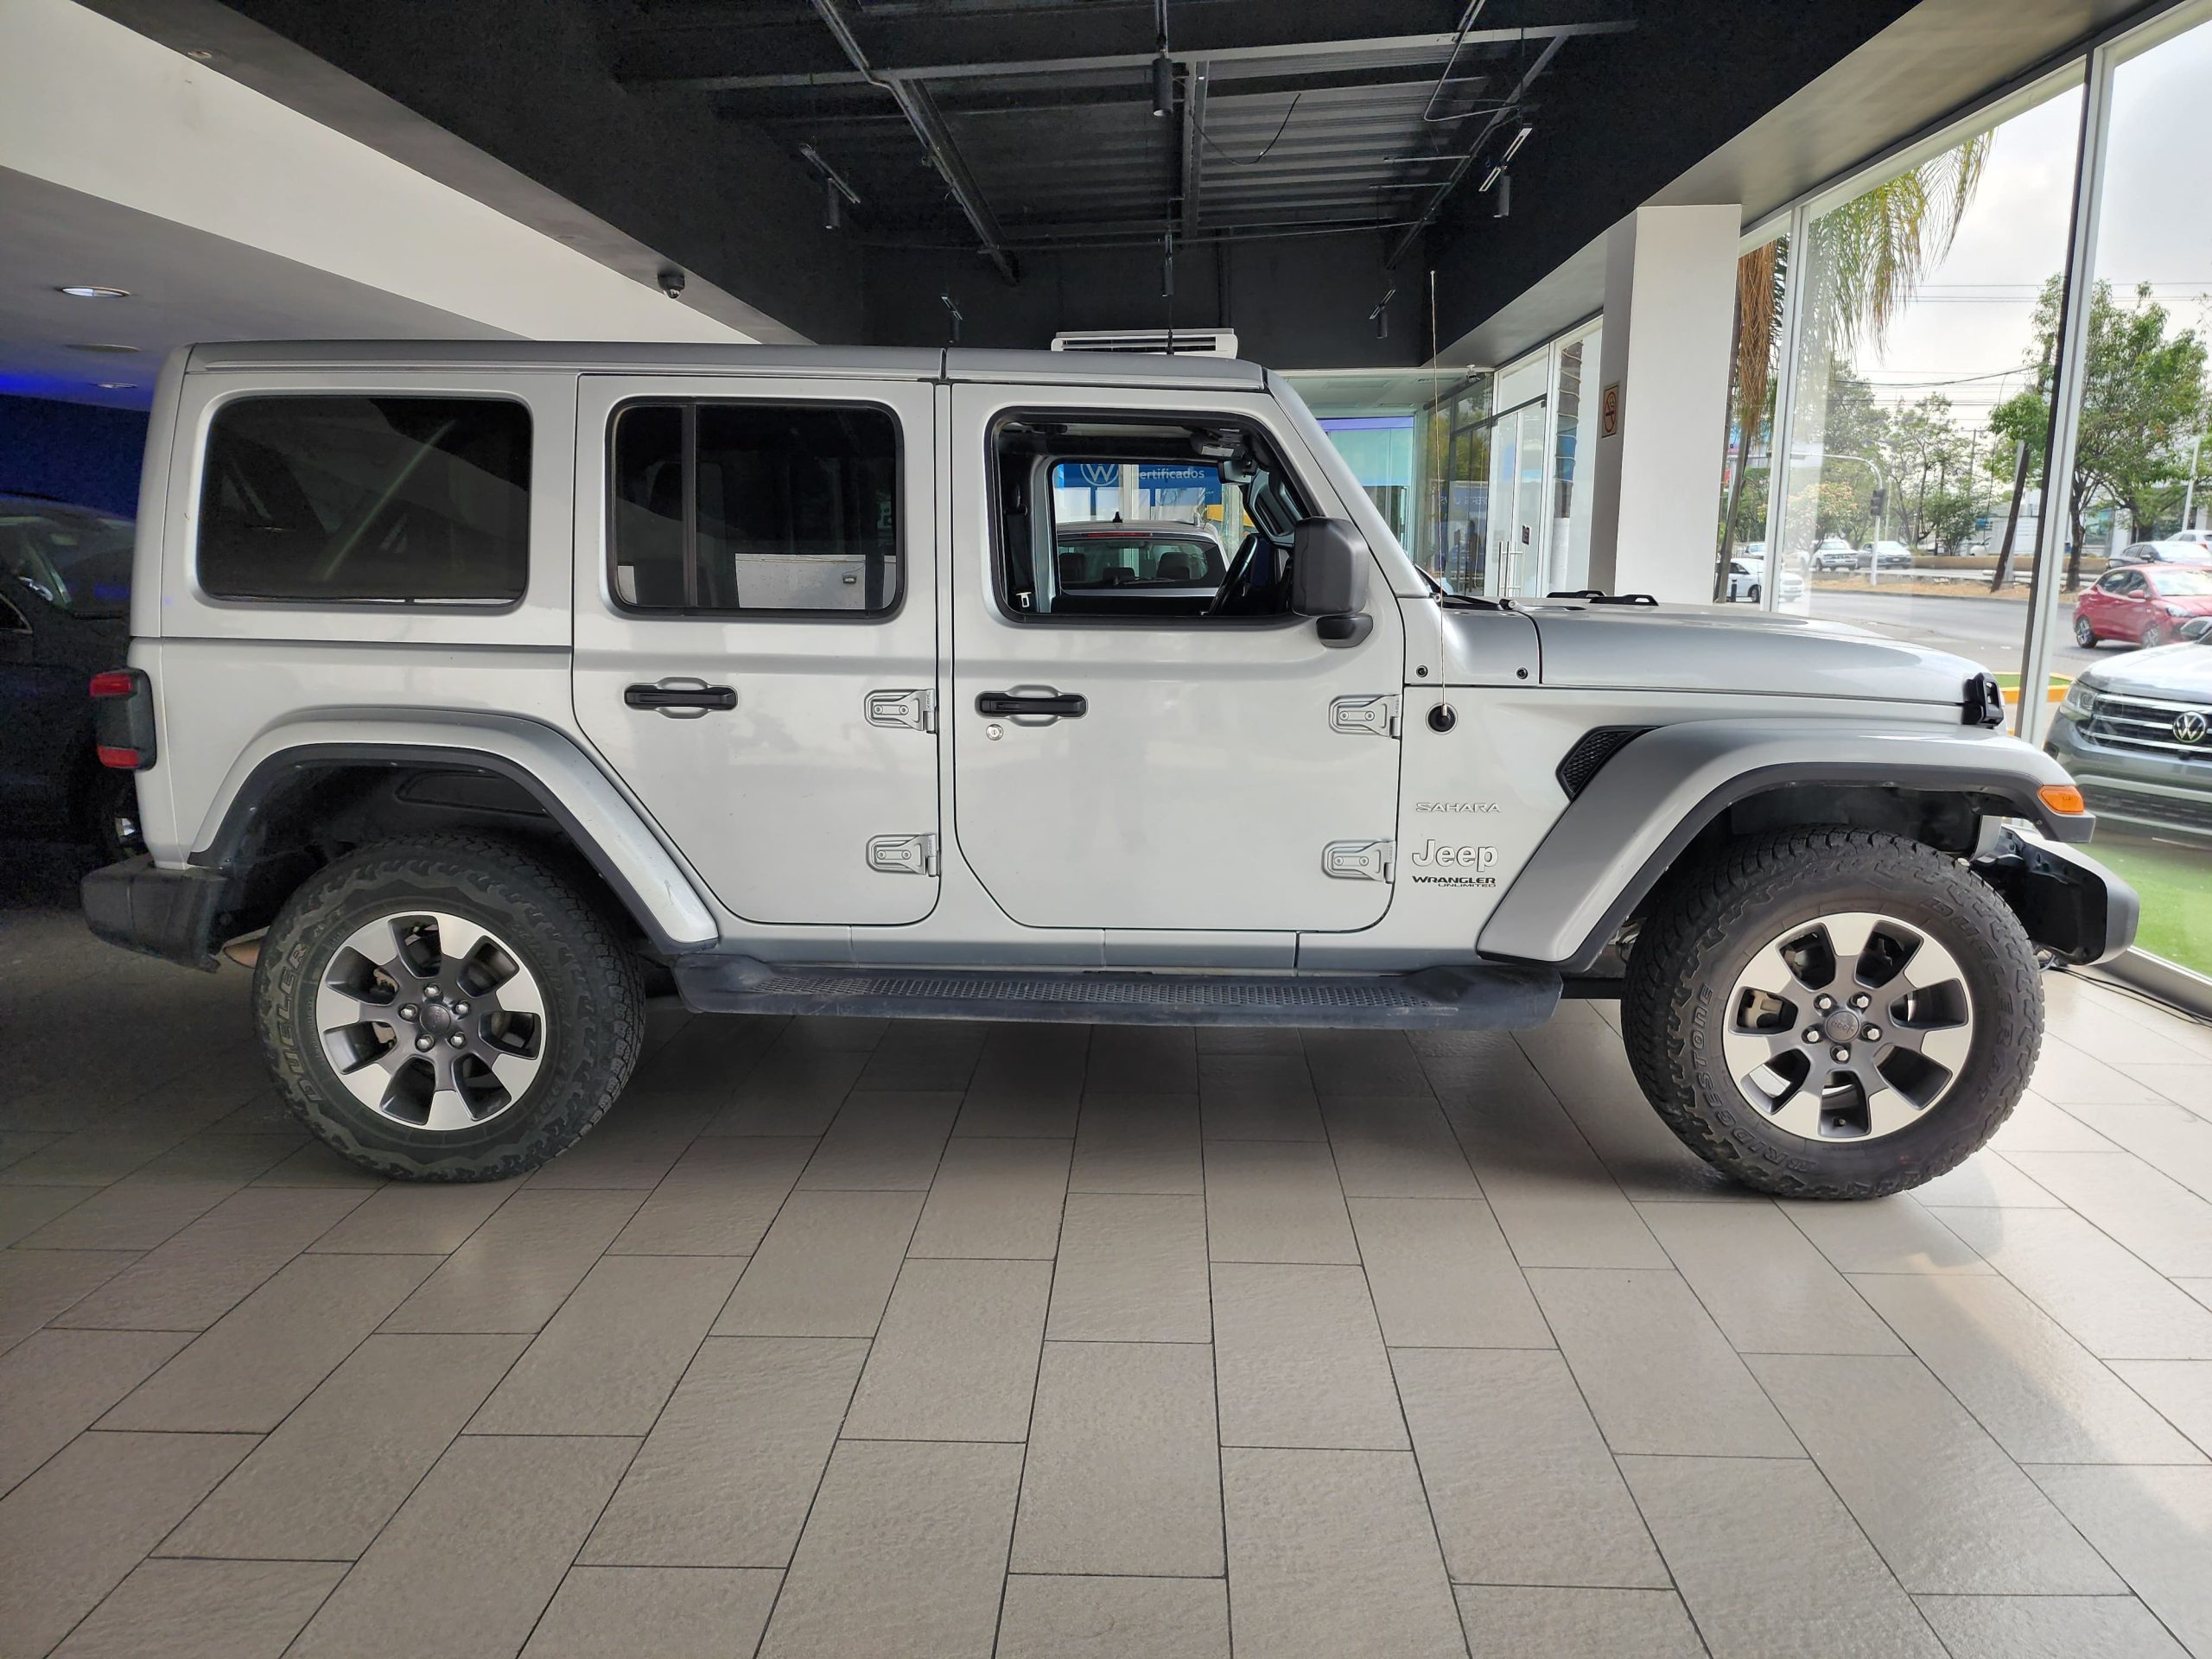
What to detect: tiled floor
<box><xmin>6</xmin><ymin>866</ymin><xmax>2212</xmax><ymax>1657</ymax></box>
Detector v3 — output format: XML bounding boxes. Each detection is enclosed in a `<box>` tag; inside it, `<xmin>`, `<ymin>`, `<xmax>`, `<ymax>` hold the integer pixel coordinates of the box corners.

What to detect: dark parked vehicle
<box><xmin>2046</xmin><ymin>632</ymin><xmax>2212</xmax><ymax>842</ymax></box>
<box><xmin>0</xmin><ymin>493</ymin><xmax>140</xmax><ymax>857</ymax></box>
<box><xmin>2074</xmin><ymin>563</ymin><xmax>2212</xmax><ymax>649</ymax></box>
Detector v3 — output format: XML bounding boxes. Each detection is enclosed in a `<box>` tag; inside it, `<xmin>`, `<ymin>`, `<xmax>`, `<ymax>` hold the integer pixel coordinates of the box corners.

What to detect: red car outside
<box><xmin>2074</xmin><ymin>563</ymin><xmax>2212</xmax><ymax>649</ymax></box>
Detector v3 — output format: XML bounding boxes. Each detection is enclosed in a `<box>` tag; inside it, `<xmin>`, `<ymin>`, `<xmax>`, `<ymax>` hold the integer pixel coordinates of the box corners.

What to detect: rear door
<box><xmin>571</xmin><ymin>375</ymin><xmax>941</xmax><ymax>926</ymax></box>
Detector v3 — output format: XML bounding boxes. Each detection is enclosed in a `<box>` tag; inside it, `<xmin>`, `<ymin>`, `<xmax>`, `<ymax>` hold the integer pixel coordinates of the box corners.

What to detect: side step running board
<box><xmin>676</xmin><ymin>957</ymin><xmax>1560</xmax><ymax>1031</ymax></box>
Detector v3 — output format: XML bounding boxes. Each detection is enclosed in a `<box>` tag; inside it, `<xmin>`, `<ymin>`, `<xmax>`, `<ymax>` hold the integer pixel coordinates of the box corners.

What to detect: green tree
<box><xmin>1717</xmin><ymin>133</ymin><xmax>1992</xmax><ymax>594</ymax></box>
<box><xmin>1988</xmin><ymin>276</ymin><xmax>2210</xmax><ymax>588</ymax></box>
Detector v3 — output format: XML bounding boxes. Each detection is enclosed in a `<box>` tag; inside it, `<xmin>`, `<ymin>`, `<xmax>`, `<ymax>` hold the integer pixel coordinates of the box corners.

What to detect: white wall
<box><xmin>1584</xmin><ymin>205</ymin><xmax>1740</xmax><ymax>601</ymax></box>
<box><xmin>0</xmin><ymin>0</ymin><xmax>752</xmax><ymax>344</ymax></box>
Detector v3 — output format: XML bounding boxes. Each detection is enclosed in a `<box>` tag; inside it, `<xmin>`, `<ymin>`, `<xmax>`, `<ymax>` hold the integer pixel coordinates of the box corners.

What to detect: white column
<box><xmin>1585</xmin><ymin>204</ymin><xmax>1742</xmax><ymax>601</ymax></box>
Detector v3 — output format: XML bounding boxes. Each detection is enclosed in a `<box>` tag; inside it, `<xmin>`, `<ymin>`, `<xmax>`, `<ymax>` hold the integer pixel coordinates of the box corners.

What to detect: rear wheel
<box><xmin>2074</xmin><ymin>613</ymin><xmax>2099</xmax><ymax>647</ymax></box>
<box><xmin>255</xmin><ymin>836</ymin><xmax>645</xmax><ymax>1180</ymax></box>
<box><xmin>1621</xmin><ymin>828</ymin><xmax>2041</xmax><ymax>1198</ymax></box>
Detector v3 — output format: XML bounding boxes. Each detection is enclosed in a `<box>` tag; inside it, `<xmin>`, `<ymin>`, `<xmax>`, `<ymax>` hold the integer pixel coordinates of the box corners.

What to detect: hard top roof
<box><xmin>182</xmin><ymin>340</ymin><xmax>1268</xmax><ymax>391</ymax></box>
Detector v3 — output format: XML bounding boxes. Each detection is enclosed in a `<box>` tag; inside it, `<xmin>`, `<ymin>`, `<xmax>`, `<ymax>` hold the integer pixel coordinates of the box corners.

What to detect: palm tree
<box><xmin>1714</xmin><ymin>133</ymin><xmax>1993</xmax><ymax>589</ymax></box>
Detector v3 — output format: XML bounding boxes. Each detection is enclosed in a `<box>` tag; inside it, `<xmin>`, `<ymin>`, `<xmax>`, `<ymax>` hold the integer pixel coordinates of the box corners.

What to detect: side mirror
<box><xmin>1290</xmin><ymin>518</ymin><xmax>1371</xmax><ymax>646</ymax></box>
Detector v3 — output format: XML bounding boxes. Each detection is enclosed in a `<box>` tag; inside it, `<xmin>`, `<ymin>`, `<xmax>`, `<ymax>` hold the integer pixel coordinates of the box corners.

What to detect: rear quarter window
<box><xmin>197</xmin><ymin>396</ymin><xmax>531</xmax><ymax>604</ymax></box>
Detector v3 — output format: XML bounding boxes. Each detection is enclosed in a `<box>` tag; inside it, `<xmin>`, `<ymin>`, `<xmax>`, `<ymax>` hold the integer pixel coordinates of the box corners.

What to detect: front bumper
<box><xmin>81</xmin><ymin>856</ymin><xmax>231</xmax><ymax>972</ymax></box>
<box><xmin>1974</xmin><ymin>827</ymin><xmax>2139</xmax><ymax>966</ymax></box>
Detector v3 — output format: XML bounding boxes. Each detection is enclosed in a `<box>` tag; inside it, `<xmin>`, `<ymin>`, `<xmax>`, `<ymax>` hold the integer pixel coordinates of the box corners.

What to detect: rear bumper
<box><xmin>1974</xmin><ymin>828</ymin><xmax>2139</xmax><ymax>966</ymax></box>
<box><xmin>81</xmin><ymin>856</ymin><xmax>230</xmax><ymax>972</ymax></box>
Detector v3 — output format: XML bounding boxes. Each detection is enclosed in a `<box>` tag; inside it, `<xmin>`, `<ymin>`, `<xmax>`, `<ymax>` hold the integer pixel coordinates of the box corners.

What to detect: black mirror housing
<box><xmin>1291</xmin><ymin>518</ymin><xmax>1370</xmax><ymax>620</ymax></box>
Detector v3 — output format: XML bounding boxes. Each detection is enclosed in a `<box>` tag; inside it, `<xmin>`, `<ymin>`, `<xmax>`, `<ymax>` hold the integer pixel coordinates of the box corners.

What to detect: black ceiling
<box><xmin>602</xmin><ymin>0</ymin><xmax>1631</xmax><ymax>276</ymax></box>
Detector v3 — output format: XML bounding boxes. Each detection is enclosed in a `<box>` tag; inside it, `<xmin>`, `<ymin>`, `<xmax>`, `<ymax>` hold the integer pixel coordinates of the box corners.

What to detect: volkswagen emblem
<box><xmin>2177</xmin><ymin>709</ymin><xmax>2209</xmax><ymax>745</ymax></box>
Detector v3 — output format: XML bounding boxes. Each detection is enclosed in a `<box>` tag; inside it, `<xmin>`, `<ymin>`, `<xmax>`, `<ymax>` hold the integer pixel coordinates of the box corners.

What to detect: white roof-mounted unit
<box><xmin>1051</xmin><ymin>327</ymin><xmax>1241</xmax><ymax>359</ymax></box>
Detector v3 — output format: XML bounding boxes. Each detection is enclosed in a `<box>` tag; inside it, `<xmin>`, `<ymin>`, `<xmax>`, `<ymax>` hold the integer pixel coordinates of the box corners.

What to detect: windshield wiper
<box><xmin>1415</xmin><ymin>566</ymin><xmax>1513</xmax><ymax>611</ymax></box>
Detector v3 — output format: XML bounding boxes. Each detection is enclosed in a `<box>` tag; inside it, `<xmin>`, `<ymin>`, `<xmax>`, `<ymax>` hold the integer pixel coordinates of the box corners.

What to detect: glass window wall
<box><xmin>1721</xmin><ymin>1</ymin><xmax>2212</xmax><ymax>990</ymax></box>
<box><xmin>2036</xmin><ymin>4</ymin><xmax>2212</xmax><ymax>980</ymax></box>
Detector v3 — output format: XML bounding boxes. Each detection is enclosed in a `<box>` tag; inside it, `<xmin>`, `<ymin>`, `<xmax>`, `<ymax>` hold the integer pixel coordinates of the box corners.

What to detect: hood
<box><xmin>1510</xmin><ymin>601</ymin><xmax>1985</xmax><ymax>706</ymax></box>
<box><xmin>2082</xmin><ymin>640</ymin><xmax>2212</xmax><ymax>700</ymax></box>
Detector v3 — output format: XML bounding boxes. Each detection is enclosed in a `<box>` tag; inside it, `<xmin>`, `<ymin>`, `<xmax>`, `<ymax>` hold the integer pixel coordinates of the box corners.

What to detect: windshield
<box><xmin>0</xmin><ymin>504</ymin><xmax>134</xmax><ymax>617</ymax></box>
<box><xmin>2150</xmin><ymin>569</ymin><xmax>2212</xmax><ymax>596</ymax></box>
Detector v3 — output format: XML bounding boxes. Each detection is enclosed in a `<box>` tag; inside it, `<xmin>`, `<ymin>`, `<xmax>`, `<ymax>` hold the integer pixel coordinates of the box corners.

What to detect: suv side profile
<box><xmin>85</xmin><ymin>342</ymin><xmax>2135</xmax><ymax>1199</ymax></box>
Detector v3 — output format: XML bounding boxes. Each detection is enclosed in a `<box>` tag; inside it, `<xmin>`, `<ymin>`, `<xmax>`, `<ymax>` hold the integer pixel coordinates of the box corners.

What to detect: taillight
<box><xmin>91</xmin><ymin>667</ymin><xmax>156</xmax><ymax>770</ymax></box>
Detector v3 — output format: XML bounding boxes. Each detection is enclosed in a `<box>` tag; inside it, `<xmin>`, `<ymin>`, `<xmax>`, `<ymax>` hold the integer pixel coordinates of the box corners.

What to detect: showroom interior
<box><xmin>5</xmin><ymin>0</ymin><xmax>2212</xmax><ymax>1655</ymax></box>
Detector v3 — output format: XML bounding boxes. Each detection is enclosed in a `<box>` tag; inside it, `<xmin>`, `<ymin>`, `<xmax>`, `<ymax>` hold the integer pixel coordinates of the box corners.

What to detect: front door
<box><xmin>571</xmin><ymin>374</ymin><xmax>941</xmax><ymax>926</ymax></box>
<box><xmin>946</xmin><ymin>384</ymin><xmax>1403</xmax><ymax>935</ymax></box>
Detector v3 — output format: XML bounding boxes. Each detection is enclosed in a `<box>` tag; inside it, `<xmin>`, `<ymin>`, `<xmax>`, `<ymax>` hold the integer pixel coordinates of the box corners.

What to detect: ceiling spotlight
<box><xmin>799</xmin><ymin>143</ymin><xmax>861</xmax><ymax>232</ymax></box>
<box><xmin>1493</xmin><ymin>171</ymin><xmax>1512</xmax><ymax>219</ymax></box>
<box><xmin>59</xmin><ymin>285</ymin><xmax>130</xmax><ymax>299</ymax></box>
<box><xmin>1151</xmin><ymin>0</ymin><xmax>1173</xmax><ymax>117</ymax></box>
<box><xmin>657</xmin><ymin>268</ymin><xmax>686</xmax><ymax>299</ymax></box>
<box><xmin>1369</xmin><ymin>288</ymin><xmax>1396</xmax><ymax>340</ymax></box>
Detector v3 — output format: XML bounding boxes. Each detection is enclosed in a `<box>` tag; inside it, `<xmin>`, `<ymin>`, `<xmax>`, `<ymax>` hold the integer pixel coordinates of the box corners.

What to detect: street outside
<box><xmin>1787</xmin><ymin>588</ymin><xmax>2103</xmax><ymax>679</ymax></box>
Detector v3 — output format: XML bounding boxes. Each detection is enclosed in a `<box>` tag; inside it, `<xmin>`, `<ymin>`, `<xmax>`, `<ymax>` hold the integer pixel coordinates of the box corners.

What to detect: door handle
<box><xmin>976</xmin><ymin>689</ymin><xmax>1087</xmax><ymax>721</ymax></box>
<box><xmin>625</xmin><ymin>681</ymin><xmax>737</xmax><ymax>714</ymax></box>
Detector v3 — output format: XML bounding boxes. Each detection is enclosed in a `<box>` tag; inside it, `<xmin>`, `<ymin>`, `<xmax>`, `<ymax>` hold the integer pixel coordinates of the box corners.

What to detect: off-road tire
<box><xmin>255</xmin><ymin>836</ymin><xmax>645</xmax><ymax>1180</ymax></box>
<box><xmin>1621</xmin><ymin>827</ymin><xmax>2041</xmax><ymax>1198</ymax></box>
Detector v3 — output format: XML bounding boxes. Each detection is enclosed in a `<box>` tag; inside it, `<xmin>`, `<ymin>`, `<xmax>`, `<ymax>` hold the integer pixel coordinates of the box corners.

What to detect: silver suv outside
<box><xmin>84</xmin><ymin>341</ymin><xmax>2135</xmax><ymax>1198</ymax></box>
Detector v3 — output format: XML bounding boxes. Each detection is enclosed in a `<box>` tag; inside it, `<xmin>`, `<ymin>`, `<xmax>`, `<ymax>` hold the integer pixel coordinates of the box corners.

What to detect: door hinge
<box><xmin>867</xmin><ymin>833</ymin><xmax>940</xmax><ymax>877</ymax></box>
<box><xmin>1329</xmin><ymin>695</ymin><xmax>1401</xmax><ymax>739</ymax></box>
<box><xmin>866</xmin><ymin>688</ymin><xmax>938</xmax><ymax>733</ymax></box>
<box><xmin>1322</xmin><ymin>839</ymin><xmax>1395</xmax><ymax>881</ymax></box>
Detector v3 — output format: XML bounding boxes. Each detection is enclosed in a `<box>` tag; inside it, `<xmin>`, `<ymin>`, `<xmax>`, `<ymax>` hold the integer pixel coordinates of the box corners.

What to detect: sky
<box><xmin>1843</xmin><ymin>17</ymin><xmax>2212</xmax><ymax>436</ymax></box>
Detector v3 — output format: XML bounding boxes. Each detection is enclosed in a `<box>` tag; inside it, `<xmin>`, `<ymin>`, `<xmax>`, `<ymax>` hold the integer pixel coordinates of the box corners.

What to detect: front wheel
<box><xmin>255</xmin><ymin>836</ymin><xmax>646</xmax><ymax>1180</ymax></box>
<box><xmin>2142</xmin><ymin>620</ymin><xmax>2171</xmax><ymax>649</ymax></box>
<box><xmin>1621</xmin><ymin>828</ymin><xmax>2041</xmax><ymax>1198</ymax></box>
<box><xmin>1747</xmin><ymin>583</ymin><xmax>1762</xmax><ymax>603</ymax></box>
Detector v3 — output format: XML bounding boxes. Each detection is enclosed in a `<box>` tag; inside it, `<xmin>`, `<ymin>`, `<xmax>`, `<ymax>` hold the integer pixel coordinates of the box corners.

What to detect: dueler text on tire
<box><xmin>1621</xmin><ymin>827</ymin><xmax>2042</xmax><ymax>1198</ymax></box>
<box><xmin>254</xmin><ymin>836</ymin><xmax>645</xmax><ymax>1180</ymax></box>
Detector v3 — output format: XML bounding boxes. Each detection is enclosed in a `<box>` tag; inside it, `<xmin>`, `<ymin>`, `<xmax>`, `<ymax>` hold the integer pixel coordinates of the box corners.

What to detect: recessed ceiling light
<box><xmin>58</xmin><ymin>284</ymin><xmax>130</xmax><ymax>299</ymax></box>
<box><xmin>66</xmin><ymin>342</ymin><xmax>143</xmax><ymax>353</ymax></box>
<box><xmin>186</xmin><ymin>48</ymin><xmax>215</xmax><ymax>60</ymax></box>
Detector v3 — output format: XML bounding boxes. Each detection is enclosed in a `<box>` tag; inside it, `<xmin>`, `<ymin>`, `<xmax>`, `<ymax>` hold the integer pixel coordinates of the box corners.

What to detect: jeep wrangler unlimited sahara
<box><xmin>82</xmin><ymin>341</ymin><xmax>2136</xmax><ymax>1198</ymax></box>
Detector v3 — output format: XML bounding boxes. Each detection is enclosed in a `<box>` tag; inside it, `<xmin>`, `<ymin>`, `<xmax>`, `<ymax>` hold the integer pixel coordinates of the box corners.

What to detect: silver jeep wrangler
<box><xmin>84</xmin><ymin>341</ymin><xmax>2135</xmax><ymax>1198</ymax></box>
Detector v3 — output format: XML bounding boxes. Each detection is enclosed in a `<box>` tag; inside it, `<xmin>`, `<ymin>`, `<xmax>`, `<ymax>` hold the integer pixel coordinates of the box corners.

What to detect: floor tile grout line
<box><xmin>1194</xmin><ymin>1065</ymin><xmax>1238</xmax><ymax>1659</ymax></box>
<box><xmin>1646</xmin><ymin>1228</ymin><xmax>1964</xmax><ymax>1653</ymax></box>
<box><xmin>749</xmin><ymin>1017</ymin><xmax>903</xmax><ymax>1659</ymax></box>
<box><xmin>988</xmin><ymin>1071</ymin><xmax>1074</xmax><ymax>1658</ymax></box>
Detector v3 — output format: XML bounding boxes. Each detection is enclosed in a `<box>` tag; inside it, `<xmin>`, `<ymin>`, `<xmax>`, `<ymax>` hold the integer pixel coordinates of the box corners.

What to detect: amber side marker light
<box><xmin>2037</xmin><ymin>785</ymin><xmax>2088</xmax><ymax>817</ymax></box>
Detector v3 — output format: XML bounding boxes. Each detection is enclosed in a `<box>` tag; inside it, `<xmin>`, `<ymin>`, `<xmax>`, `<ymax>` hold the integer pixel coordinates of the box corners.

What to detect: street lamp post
<box><xmin>1804</xmin><ymin>450</ymin><xmax>1891</xmax><ymax>585</ymax></box>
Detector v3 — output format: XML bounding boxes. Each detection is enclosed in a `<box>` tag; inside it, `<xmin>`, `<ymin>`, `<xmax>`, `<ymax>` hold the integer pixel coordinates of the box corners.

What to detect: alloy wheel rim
<box><xmin>1718</xmin><ymin>910</ymin><xmax>1974</xmax><ymax>1142</ymax></box>
<box><xmin>315</xmin><ymin>910</ymin><xmax>547</xmax><ymax>1132</ymax></box>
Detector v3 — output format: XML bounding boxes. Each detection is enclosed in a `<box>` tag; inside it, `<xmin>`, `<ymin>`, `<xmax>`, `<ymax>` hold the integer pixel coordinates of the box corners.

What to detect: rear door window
<box><xmin>609</xmin><ymin>400</ymin><xmax>900</xmax><ymax>614</ymax></box>
<box><xmin>198</xmin><ymin>396</ymin><xmax>531</xmax><ymax>604</ymax></box>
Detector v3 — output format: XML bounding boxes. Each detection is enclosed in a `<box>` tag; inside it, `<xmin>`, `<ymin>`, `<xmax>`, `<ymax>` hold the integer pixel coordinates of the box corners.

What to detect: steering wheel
<box><xmin>1205</xmin><ymin>532</ymin><xmax>1268</xmax><ymax>617</ymax></box>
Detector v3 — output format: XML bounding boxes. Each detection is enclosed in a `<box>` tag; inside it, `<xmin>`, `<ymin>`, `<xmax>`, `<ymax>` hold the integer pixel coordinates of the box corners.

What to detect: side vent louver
<box><xmin>1555</xmin><ymin>727</ymin><xmax>1654</xmax><ymax>799</ymax></box>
